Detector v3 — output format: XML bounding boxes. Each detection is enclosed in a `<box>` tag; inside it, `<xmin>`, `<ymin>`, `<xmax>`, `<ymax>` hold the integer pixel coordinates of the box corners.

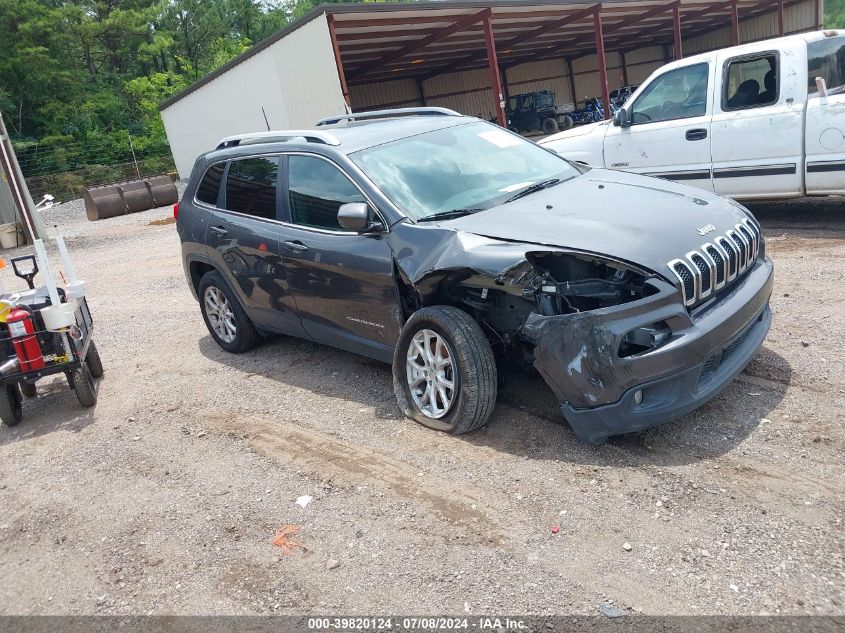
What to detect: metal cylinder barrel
<box><xmin>83</xmin><ymin>176</ymin><xmax>178</xmax><ymax>221</ymax></box>
<box><xmin>83</xmin><ymin>185</ymin><xmax>127</xmax><ymax>221</ymax></box>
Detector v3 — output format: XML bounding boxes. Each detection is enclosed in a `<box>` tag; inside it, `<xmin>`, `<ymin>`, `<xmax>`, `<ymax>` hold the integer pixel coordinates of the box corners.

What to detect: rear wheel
<box><xmin>542</xmin><ymin>117</ymin><xmax>559</xmax><ymax>135</ymax></box>
<box><xmin>199</xmin><ymin>271</ymin><xmax>258</xmax><ymax>354</ymax></box>
<box><xmin>20</xmin><ymin>382</ymin><xmax>36</xmax><ymax>398</ymax></box>
<box><xmin>0</xmin><ymin>384</ymin><xmax>22</xmax><ymax>426</ymax></box>
<box><xmin>560</xmin><ymin>115</ymin><xmax>574</xmax><ymax>131</ymax></box>
<box><xmin>393</xmin><ymin>306</ymin><xmax>497</xmax><ymax>434</ymax></box>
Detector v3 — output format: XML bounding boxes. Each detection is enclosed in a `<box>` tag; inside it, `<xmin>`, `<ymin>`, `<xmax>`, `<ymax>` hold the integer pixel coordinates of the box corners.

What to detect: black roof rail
<box><xmin>315</xmin><ymin>107</ymin><xmax>462</xmax><ymax>127</ymax></box>
<box><xmin>215</xmin><ymin>130</ymin><xmax>340</xmax><ymax>150</ymax></box>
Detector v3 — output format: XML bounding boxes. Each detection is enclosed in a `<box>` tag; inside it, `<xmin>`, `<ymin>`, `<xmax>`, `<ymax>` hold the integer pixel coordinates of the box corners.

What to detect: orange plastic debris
<box><xmin>273</xmin><ymin>524</ymin><xmax>305</xmax><ymax>555</ymax></box>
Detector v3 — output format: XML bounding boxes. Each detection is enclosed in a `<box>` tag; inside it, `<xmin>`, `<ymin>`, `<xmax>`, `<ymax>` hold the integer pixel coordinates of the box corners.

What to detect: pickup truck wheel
<box><xmin>393</xmin><ymin>306</ymin><xmax>497</xmax><ymax>434</ymax></box>
<box><xmin>542</xmin><ymin>117</ymin><xmax>559</xmax><ymax>134</ymax></box>
<box><xmin>0</xmin><ymin>385</ymin><xmax>22</xmax><ymax>426</ymax></box>
<box><xmin>199</xmin><ymin>271</ymin><xmax>258</xmax><ymax>354</ymax></box>
<box><xmin>560</xmin><ymin>115</ymin><xmax>574</xmax><ymax>131</ymax></box>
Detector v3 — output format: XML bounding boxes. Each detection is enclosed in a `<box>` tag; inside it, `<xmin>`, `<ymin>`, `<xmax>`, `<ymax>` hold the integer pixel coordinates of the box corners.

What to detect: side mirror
<box><xmin>338</xmin><ymin>202</ymin><xmax>379</xmax><ymax>232</ymax></box>
<box><xmin>613</xmin><ymin>107</ymin><xmax>630</xmax><ymax>127</ymax></box>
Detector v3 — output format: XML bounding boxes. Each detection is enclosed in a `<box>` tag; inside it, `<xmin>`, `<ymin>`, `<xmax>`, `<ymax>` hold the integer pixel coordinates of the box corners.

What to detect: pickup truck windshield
<box><xmin>350</xmin><ymin>121</ymin><xmax>578</xmax><ymax>221</ymax></box>
<box><xmin>808</xmin><ymin>36</ymin><xmax>845</xmax><ymax>95</ymax></box>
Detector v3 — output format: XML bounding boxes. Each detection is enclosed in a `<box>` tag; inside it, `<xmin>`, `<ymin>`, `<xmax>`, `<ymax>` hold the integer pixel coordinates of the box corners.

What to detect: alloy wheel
<box><xmin>204</xmin><ymin>286</ymin><xmax>237</xmax><ymax>344</ymax></box>
<box><xmin>406</xmin><ymin>329</ymin><xmax>456</xmax><ymax>419</ymax></box>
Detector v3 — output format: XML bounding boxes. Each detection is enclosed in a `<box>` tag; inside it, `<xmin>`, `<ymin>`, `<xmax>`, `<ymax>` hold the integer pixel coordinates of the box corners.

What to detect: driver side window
<box><xmin>631</xmin><ymin>63</ymin><xmax>709</xmax><ymax>124</ymax></box>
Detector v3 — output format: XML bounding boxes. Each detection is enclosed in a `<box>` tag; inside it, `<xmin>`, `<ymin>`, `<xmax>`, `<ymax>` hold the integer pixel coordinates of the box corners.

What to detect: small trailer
<box><xmin>0</xmin><ymin>255</ymin><xmax>101</xmax><ymax>425</ymax></box>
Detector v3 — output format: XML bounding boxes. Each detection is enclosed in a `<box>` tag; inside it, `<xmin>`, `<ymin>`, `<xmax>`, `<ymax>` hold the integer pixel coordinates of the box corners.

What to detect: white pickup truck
<box><xmin>540</xmin><ymin>30</ymin><xmax>845</xmax><ymax>200</ymax></box>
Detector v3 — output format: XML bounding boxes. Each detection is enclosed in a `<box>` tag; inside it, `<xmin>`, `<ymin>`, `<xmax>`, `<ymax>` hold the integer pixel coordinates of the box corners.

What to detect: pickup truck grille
<box><xmin>668</xmin><ymin>218</ymin><xmax>761</xmax><ymax>307</ymax></box>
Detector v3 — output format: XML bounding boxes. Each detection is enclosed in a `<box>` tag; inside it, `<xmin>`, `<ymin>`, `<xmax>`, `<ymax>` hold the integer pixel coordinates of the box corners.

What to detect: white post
<box><xmin>32</xmin><ymin>239</ymin><xmax>60</xmax><ymax>307</ymax></box>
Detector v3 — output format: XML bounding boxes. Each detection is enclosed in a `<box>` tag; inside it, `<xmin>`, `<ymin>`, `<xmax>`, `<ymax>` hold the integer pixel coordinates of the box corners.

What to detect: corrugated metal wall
<box><xmin>349</xmin><ymin>0</ymin><xmax>819</xmax><ymax>118</ymax></box>
<box><xmin>162</xmin><ymin>16</ymin><xmax>346</xmax><ymax>178</ymax></box>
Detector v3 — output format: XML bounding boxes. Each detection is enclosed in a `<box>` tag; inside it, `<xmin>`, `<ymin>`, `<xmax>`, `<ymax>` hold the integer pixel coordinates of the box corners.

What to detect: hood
<box><xmin>446</xmin><ymin>169</ymin><xmax>753</xmax><ymax>278</ymax></box>
<box><xmin>540</xmin><ymin>120</ymin><xmax>608</xmax><ymax>143</ymax></box>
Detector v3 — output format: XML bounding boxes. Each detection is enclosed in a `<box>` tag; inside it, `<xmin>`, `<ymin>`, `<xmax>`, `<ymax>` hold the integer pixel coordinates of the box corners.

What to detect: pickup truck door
<box><xmin>278</xmin><ymin>153</ymin><xmax>400</xmax><ymax>363</ymax></box>
<box><xmin>804</xmin><ymin>35</ymin><xmax>845</xmax><ymax>195</ymax></box>
<box><xmin>604</xmin><ymin>61</ymin><xmax>714</xmax><ymax>191</ymax></box>
<box><xmin>710</xmin><ymin>46</ymin><xmax>804</xmax><ymax>198</ymax></box>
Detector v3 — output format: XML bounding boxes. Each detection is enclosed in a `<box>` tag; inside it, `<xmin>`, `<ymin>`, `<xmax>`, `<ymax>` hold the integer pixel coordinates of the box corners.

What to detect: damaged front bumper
<box><xmin>522</xmin><ymin>257</ymin><xmax>774</xmax><ymax>444</ymax></box>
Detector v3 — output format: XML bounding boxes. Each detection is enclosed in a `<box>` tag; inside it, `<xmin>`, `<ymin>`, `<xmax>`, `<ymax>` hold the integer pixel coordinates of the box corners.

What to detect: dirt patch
<box><xmin>0</xmin><ymin>194</ymin><xmax>841</xmax><ymax>616</ymax></box>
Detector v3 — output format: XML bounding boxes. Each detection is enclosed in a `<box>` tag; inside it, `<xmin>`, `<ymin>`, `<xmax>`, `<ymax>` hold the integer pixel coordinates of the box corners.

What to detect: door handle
<box><xmin>686</xmin><ymin>128</ymin><xmax>708</xmax><ymax>141</ymax></box>
<box><xmin>209</xmin><ymin>225</ymin><xmax>228</xmax><ymax>237</ymax></box>
<box><xmin>283</xmin><ymin>240</ymin><xmax>309</xmax><ymax>253</ymax></box>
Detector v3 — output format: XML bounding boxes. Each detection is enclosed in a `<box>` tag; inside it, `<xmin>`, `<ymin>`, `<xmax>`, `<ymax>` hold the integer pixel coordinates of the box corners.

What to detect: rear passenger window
<box><xmin>196</xmin><ymin>162</ymin><xmax>225</xmax><ymax>205</ymax></box>
<box><xmin>808</xmin><ymin>36</ymin><xmax>845</xmax><ymax>95</ymax></box>
<box><xmin>723</xmin><ymin>53</ymin><xmax>778</xmax><ymax>110</ymax></box>
<box><xmin>224</xmin><ymin>157</ymin><xmax>278</xmax><ymax>219</ymax></box>
<box><xmin>288</xmin><ymin>156</ymin><xmax>366</xmax><ymax>231</ymax></box>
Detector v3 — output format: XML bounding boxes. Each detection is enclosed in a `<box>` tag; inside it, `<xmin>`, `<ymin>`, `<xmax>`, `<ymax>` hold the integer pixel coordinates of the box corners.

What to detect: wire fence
<box><xmin>13</xmin><ymin>131</ymin><xmax>177</xmax><ymax>204</ymax></box>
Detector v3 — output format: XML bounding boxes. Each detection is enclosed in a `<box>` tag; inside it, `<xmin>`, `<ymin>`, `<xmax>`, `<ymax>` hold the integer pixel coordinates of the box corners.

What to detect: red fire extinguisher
<box><xmin>6</xmin><ymin>308</ymin><xmax>45</xmax><ymax>372</ymax></box>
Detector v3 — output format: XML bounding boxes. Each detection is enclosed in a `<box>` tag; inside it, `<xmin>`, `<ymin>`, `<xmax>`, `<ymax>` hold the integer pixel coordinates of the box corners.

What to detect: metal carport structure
<box><xmin>160</xmin><ymin>0</ymin><xmax>823</xmax><ymax>177</ymax></box>
<box><xmin>326</xmin><ymin>0</ymin><xmax>822</xmax><ymax>126</ymax></box>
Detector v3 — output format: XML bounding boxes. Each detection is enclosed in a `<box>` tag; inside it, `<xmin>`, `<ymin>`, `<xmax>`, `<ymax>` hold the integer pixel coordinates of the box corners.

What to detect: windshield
<box><xmin>349</xmin><ymin>121</ymin><xmax>578</xmax><ymax>221</ymax></box>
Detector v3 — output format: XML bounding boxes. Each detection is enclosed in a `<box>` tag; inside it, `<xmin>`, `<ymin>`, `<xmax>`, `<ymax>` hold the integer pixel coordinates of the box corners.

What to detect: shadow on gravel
<box><xmin>198</xmin><ymin>327</ymin><xmax>792</xmax><ymax>467</ymax></box>
<box><xmin>197</xmin><ymin>333</ymin><xmax>401</xmax><ymax>420</ymax></box>
<box><xmin>0</xmin><ymin>375</ymin><xmax>97</xmax><ymax>444</ymax></box>
<box><xmin>473</xmin><ymin>344</ymin><xmax>792</xmax><ymax>467</ymax></box>
<box><xmin>747</xmin><ymin>196</ymin><xmax>845</xmax><ymax>233</ymax></box>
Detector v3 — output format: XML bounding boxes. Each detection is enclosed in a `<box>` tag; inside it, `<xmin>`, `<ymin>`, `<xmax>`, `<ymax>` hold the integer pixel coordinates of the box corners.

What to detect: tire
<box><xmin>560</xmin><ymin>115</ymin><xmax>574</xmax><ymax>131</ymax></box>
<box><xmin>20</xmin><ymin>382</ymin><xmax>36</xmax><ymax>398</ymax></box>
<box><xmin>392</xmin><ymin>306</ymin><xmax>497</xmax><ymax>435</ymax></box>
<box><xmin>542</xmin><ymin>117</ymin><xmax>559</xmax><ymax>135</ymax></box>
<box><xmin>198</xmin><ymin>270</ymin><xmax>259</xmax><ymax>354</ymax></box>
<box><xmin>0</xmin><ymin>384</ymin><xmax>22</xmax><ymax>426</ymax></box>
<box><xmin>85</xmin><ymin>340</ymin><xmax>104</xmax><ymax>378</ymax></box>
<box><xmin>73</xmin><ymin>362</ymin><xmax>97</xmax><ymax>407</ymax></box>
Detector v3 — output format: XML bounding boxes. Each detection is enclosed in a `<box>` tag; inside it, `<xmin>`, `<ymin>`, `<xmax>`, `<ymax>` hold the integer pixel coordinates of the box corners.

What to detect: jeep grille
<box><xmin>668</xmin><ymin>219</ymin><xmax>761</xmax><ymax>307</ymax></box>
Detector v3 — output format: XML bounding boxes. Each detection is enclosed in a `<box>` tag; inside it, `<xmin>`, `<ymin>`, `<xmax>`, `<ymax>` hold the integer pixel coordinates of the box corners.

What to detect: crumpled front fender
<box><xmin>520</xmin><ymin>278</ymin><xmax>690</xmax><ymax>408</ymax></box>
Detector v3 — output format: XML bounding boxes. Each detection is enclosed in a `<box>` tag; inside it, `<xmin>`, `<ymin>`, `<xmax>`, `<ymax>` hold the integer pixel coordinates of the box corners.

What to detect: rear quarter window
<box><xmin>196</xmin><ymin>162</ymin><xmax>225</xmax><ymax>205</ymax></box>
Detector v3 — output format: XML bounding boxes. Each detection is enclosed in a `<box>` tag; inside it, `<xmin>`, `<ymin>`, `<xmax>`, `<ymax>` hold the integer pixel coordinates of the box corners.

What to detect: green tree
<box><xmin>826</xmin><ymin>0</ymin><xmax>845</xmax><ymax>28</ymax></box>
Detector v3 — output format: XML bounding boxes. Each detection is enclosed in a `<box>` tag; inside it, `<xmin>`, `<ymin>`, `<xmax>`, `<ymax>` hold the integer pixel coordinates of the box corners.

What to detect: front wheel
<box><xmin>72</xmin><ymin>362</ymin><xmax>97</xmax><ymax>407</ymax></box>
<box><xmin>85</xmin><ymin>340</ymin><xmax>104</xmax><ymax>378</ymax></box>
<box><xmin>560</xmin><ymin>115</ymin><xmax>574</xmax><ymax>131</ymax></box>
<box><xmin>0</xmin><ymin>384</ymin><xmax>22</xmax><ymax>426</ymax></box>
<box><xmin>542</xmin><ymin>117</ymin><xmax>559</xmax><ymax>135</ymax></box>
<box><xmin>392</xmin><ymin>306</ymin><xmax>497</xmax><ymax>434</ymax></box>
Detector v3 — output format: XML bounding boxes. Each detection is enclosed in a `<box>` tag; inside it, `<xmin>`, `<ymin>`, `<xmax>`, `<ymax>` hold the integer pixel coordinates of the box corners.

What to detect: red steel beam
<box><xmin>619</xmin><ymin>50</ymin><xmax>628</xmax><ymax>85</ymax></box>
<box><xmin>483</xmin><ymin>13</ymin><xmax>506</xmax><ymax>127</ymax></box>
<box><xmin>730</xmin><ymin>1</ymin><xmax>740</xmax><ymax>45</ymax></box>
<box><xmin>499</xmin><ymin>4</ymin><xmax>600</xmax><ymax>49</ymax></box>
<box><xmin>327</xmin><ymin>14</ymin><xmax>350</xmax><ymax>108</ymax></box>
<box><xmin>346</xmin><ymin>9</ymin><xmax>491</xmax><ymax>81</ymax></box>
<box><xmin>778</xmin><ymin>0</ymin><xmax>785</xmax><ymax>35</ymax></box>
<box><xmin>420</xmin><ymin>6</ymin><xmax>598</xmax><ymax>80</ymax></box>
<box><xmin>673</xmin><ymin>4</ymin><xmax>683</xmax><ymax>60</ymax></box>
<box><xmin>594</xmin><ymin>8</ymin><xmax>611</xmax><ymax>121</ymax></box>
<box><xmin>604</xmin><ymin>0</ymin><xmax>679</xmax><ymax>35</ymax></box>
<box><xmin>815</xmin><ymin>0</ymin><xmax>821</xmax><ymax>29</ymax></box>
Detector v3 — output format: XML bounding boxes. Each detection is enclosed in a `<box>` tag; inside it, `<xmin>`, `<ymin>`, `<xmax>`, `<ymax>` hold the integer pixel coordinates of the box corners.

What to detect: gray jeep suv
<box><xmin>176</xmin><ymin>108</ymin><xmax>773</xmax><ymax>444</ymax></box>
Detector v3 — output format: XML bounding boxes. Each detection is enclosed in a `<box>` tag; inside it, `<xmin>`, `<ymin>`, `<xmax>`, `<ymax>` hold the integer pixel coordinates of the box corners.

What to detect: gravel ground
<box><xmin>0</xmin><ymin>190</ymin><xmax>842</xmax><ymax>617</ymax></box>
